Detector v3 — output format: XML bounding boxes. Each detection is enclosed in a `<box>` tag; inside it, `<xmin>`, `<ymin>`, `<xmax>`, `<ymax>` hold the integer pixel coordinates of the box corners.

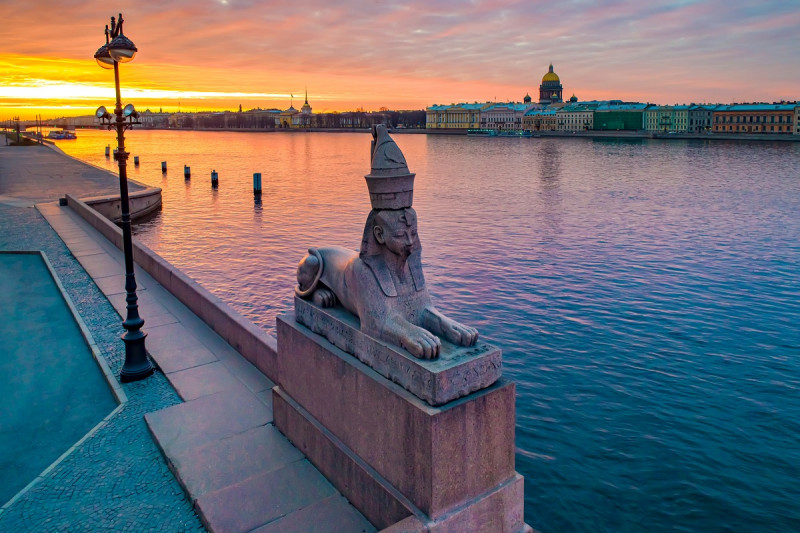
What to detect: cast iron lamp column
<box><xmin>95</xmin><ymin>14</ymin><xmax>154</xmax><ymax>382</ymax></box>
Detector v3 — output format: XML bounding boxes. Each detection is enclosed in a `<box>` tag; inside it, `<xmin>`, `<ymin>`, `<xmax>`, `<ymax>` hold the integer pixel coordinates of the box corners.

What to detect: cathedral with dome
<box><xmin>539</xmin><ymin>64</ymin><xmax>564</xmax><ymax>105</ymax></box>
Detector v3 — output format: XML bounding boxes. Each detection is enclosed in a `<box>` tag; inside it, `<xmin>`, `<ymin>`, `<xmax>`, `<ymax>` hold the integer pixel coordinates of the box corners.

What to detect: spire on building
<box><xmin>301</xmin><ymin>87</ymin><xmax>312</xmax><ymax>115</ymax></box>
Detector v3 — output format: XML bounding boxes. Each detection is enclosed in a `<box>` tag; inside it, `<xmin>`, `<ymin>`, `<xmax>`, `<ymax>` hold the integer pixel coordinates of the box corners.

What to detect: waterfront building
<box><xmin>644</xmin><ymin>104</ymin><xmax>691</xmax><ymax>133</ymax></box>
<box><xmin>643</xmin><ymin>105</ymin><xmax>660</xmax><ymax>132</ymax></box>
<box><xmin>593</xmin><ymin>101</ymin><xmax>648</xmax><ymax>131</ymax></box>
<box><xmin>554</xmin><ymin>103</ymin><xmax>596</xmax><ymax>131</ymax></box>
<box><xmin>270</xmin><ymin>92</ymin><xmax>314</xmax><ymax>128</ymax></box>
<box><xmin>712</xmin><ymin>103</ymin><xmax>796</xmax><ymax>133</ymax></box>
<box><xmin>481</xmin><ymin>102</ymin><xmax>536</xmax><ymax>131</ymax></box>
<box><xmin>523</xmin><ymin>108</ymin><xmax>558</xmax><ymax>131</ymax></box>
<box><xmin>168</xmin><ymin>112</ymin><xmax>192</xmax><ymax>128</ymax></box>
<box><xmin>539</xmin><ymin>64</ymin><xmax>564</xmax><ymax>105</ymax></box>
<box><xmin>292</xmin><ymin>91</ymin><xmax>314</xmax><ymax>128</ymax></box>
<box><xmin>139</xmin><ymin>109</ymin><xmax>171</xmax><ymax>128</ymax></box>
<box><xmin>277</xmin><ymin>105</ymin><xmax>298</xmax><ymax>128</ymax></box>
<box><xmin>670</xmin><ymin>105</ymin><xmax>690</xmax><ymax>132</ymax></box>
<box><xmin>65</xmin><ymin>115</ymin><xmax>103</xmax><ymax>128</ymax></box>
<box><xmin>796</xmin><ymin>106</ymin><xmax>800</xmax><ymax>135</ymax></box>
<box><xmin>688</xmin><ymin>105</ymin><xmax>716</xmax><ymax>133</ymax></box>
<box><xmin>426</xmin><ymin>103</ymin><xmax>489</xmax><ymax>129</ymax></box>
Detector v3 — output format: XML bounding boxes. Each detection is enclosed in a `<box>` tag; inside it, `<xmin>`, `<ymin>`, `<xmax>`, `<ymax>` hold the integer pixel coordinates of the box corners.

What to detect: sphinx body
<box><xmin>296</xmin><ymin>207</ymin><xmax>477</xmax><ymax>359</ymax></box>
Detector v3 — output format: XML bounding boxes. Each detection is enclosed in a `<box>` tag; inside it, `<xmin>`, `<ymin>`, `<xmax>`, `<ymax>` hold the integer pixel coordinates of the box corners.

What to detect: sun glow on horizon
<box><xmin>1</xmin><ymin>0</ymin><xmax>797</xmax><ymax>121</ymax></box>
<box><xmin>0</xmin><ymin>53</ymin><xmax>408</xmax><ymax>120</ymax></box>
<box><xmin>0</xmin><ymin>80</ymin><xmax>299</xmax><ymax>103</ymax></box>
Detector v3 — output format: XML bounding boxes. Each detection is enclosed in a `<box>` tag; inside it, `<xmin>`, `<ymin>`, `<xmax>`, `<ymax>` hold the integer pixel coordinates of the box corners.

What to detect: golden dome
<box><xmin>542</xmin><ymin>63</ymin><xmax>560</xmax><ymax>83</ymax></box>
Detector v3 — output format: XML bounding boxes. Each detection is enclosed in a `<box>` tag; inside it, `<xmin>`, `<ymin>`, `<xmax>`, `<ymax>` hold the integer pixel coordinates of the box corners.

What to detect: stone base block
<box><xmin>295</xmin><ymin>297</ymin><xmax>501</xmax><ymax>406</ymax></box>
<box><xmin>274</xmin><ymin>386</ymin><xmax>531</xmax><ymax>533</ymax></box>
<box><xmin>274</xmin><ymin>314</ymin><xmax>530</xmax><ymax>531</ymax></box>
<box><xmin>273</xmin><ymin>386</ymin><xmax>412</xmax><ymax>529</ymax></box>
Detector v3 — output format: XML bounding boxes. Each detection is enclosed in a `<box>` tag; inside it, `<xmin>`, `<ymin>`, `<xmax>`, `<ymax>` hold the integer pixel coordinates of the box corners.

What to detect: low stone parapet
<box><xmin>63</xmin><ymin>194</ymin><xmax>278</xmax><ymax>383</ymax></box>
<box><xmin>80</xmin><ymin>186</ymin><xmax>162</xmax><ymax>222</ymax></box>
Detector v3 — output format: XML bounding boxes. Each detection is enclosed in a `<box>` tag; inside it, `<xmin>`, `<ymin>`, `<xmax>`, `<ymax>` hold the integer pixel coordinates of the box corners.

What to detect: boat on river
<box><xmin>467</xmin><ymin>128</ymin><xmax>497</xmax><ymax>137</ymax></box>
<box><xmin>467</xmin><ymin>129</ymin><xmax>533</xmax><ymax>138</ymax></box>
<box><xmin>497</xmin><ymin>130</ymin><xmax>534</xmax><ymax>138</ymax></box>
<box><xmin>47</xmin><ymin>130</ymin><xmax>77</xmax><ymax>140</ymax></box>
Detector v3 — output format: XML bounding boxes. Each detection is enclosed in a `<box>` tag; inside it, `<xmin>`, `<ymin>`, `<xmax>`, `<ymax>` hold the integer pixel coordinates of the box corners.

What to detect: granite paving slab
<box><xmin>167</xmin><ymin>424</ymin><xmax>305</xmax><ymax>499</ymax></box>
<box><xmin>145</xmin><ymin>321</ymin><xmax>206</xmax><ymax>353</ymax></box>
<box><xmin>73</xmin><ymin>251</ymin><xmax>123</xmax><ymax>278</ymax></box>
<box><xmin>145</xmin><ymin>387</ymin><xmax>273</xmax><ymax>458</ymax></box>
<box><xmin>219</xmin><ymin>351</ymin><xmax>276</xmax><ymax>394</ymax></box>
<box><xmin>194</xmin><ymin>459</ymin><xmax>339</xmax><ymax>533</ymax></box>
<box><xmin>169</xmin><ymin>361</ymin><xmax>247</xmax><ymax>401</ymax></box>
<box><xmin>108</xmin><ymin>290</ymin><xmax>170</xmax><ymax>318</ymax></box>
<box><xmin>92</xmin><ymin>273</ymin><xmax>129</xmax><ymax>295</ymax></box>
<box><xmin>140</xmin><ymin>310</ymin><xmax>180</xmax><ymax>329</ymax></box>
<box><xmin>151</xmin><ymin>341</ymin><xmax>218</xmax><ymax>375</ymax></box>
<box><xmin>251</xmin><ymin>495</ymin><xmax>377</xmax><ymax>533</ymax></box>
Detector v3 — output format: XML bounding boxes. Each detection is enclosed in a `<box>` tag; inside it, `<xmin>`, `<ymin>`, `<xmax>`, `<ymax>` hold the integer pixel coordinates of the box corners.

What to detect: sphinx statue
<box><xmin>296</xmin><ymin>125</ymin><xmax>478</xmax><ymax>359</ymax></box>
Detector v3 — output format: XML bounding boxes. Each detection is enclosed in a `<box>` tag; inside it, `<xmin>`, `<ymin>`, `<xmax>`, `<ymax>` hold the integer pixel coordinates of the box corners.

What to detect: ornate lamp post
<box><xmin>94</xmin><ymin>13</ymin><xmax>154</xmax><ymax>382</ymax></box>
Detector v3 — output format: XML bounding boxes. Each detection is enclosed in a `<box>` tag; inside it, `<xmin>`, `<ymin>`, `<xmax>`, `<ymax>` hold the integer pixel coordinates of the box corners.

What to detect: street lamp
<box><xmin>94</xmin><ymin>13</ymin><xmax>154</xmax><ymax>383</ymax></box>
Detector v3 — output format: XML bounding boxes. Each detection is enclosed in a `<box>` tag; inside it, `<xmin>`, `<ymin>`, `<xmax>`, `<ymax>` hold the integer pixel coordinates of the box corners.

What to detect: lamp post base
<box><xmin>120</xmin><ymin>331</ymin><xmax>154</xmax><ymax>383</ymax></box>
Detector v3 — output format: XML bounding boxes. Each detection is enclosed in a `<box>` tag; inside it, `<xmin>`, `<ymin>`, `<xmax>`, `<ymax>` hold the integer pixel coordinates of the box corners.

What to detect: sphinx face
<box><xmin>373</xmin><ymin>208</ymin><xmax>419</xmax><ymax>260</ymax></box>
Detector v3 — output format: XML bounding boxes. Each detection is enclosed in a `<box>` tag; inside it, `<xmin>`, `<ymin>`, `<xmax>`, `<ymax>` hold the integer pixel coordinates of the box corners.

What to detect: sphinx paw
<box><xmin>401</xmin><ymin>326</ymin><xmax>441</xmax><ymax>360</ymax></box>
<box><xmin>443</xmin><ymin>320</ymin><xmax>479</xmax><ymax>347</ymax></box>
<box><xmin>312</xmin><ymin>287</ymin><xmax>336</xmax><ymax>308</ymax></box>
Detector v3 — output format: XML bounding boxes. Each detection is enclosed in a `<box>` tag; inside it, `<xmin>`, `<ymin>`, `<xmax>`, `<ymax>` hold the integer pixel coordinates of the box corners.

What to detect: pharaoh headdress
<box><xmin>359</xmin><ymin>125</ymin><xmax>424</xmax><ymax>295</ymax></box>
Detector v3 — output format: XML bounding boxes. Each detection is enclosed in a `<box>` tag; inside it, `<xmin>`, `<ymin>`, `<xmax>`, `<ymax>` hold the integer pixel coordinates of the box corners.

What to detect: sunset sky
<box><xmin>1</xmin><ymin>0</ymin><xmax>798</xmax><ymax>120</ymax></box>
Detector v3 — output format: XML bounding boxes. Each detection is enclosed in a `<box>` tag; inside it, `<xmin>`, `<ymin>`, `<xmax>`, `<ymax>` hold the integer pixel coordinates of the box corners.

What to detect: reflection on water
<box><xmin>537</xmin><ymin>141</ymin><xmax>563</xmax><ymax>241</ymax></box>
<box><xmin>61</xmin><ymin>130</ymin><xmax>800</xmax><ymax>533</ymax></box>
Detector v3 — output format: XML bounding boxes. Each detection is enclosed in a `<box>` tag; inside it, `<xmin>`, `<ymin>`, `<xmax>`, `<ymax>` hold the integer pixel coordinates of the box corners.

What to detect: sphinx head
<box><xmin>372</xmin><ymin>208</ymin><xmax>419</xmax><ymax>260</ymax></box>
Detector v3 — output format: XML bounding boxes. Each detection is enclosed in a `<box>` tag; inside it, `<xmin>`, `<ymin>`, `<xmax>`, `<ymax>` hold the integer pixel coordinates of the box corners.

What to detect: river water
<box><xmin>59</xmin><ymin>130</ymin><xmax>800</xmax><ymax>533</ymax></box>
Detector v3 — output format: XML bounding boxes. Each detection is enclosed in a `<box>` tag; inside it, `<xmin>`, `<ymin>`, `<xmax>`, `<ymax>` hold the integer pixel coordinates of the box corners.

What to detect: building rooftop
<box><xmin>715</xmin><ymin>103</ymin><xmax>797</xmax><ymax>111</ymax></box>
<box><xmin>427</xmin><ymin>103</ymin><xmax>489</xmax><ymax>111</ymax></box>
<box><xmin>595</xmin><ymin>102</ymin><xmax>649</xmax><ymax>112</ymax></box>
<box><xmin>485</xmin><ymin>103</ymin><xmax>533</xmax><ymax>112</ymax></box>
<box><xmin>524</xmin><ymin>109</ymin><xmax>557</xmax><ymax>116</ymax></box>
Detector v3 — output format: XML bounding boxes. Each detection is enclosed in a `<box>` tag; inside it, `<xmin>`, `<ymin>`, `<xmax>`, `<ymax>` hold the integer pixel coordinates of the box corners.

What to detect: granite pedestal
<box><xmin>273</xmin><ymin>313</ymin><xmax>532</xmax><ymax>532</ymax></box>
<box><xmin>294</xmin><ymin>297</ymin><xmax>502</xmax><ymax>406</ymax></box>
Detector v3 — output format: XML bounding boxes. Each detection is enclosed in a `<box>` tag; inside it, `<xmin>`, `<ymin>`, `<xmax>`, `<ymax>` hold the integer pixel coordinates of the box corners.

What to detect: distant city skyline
<box><xmin>1</xmin><ymin>0</ymin><xmax>798</xmax><ymax>120</ymax></box>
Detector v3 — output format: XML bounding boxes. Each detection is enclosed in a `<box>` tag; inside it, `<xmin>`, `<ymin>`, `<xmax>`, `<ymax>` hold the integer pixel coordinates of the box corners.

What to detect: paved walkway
<box><xmin>0</xmin><ymin>144</ymin><xmax>145</xmax><ymax>207</ymax></box>
<box><xmin>0</xmin><ymin>145</ymin><xmax>374</xmax><ymax>532</ymax></box>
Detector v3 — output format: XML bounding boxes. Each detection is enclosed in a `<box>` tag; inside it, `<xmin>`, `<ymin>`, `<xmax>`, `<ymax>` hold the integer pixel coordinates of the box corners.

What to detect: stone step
<box><xmin>146</xmin><ymin>389</ymin><xmax>375</xmax><ymax>533</ymax></box>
